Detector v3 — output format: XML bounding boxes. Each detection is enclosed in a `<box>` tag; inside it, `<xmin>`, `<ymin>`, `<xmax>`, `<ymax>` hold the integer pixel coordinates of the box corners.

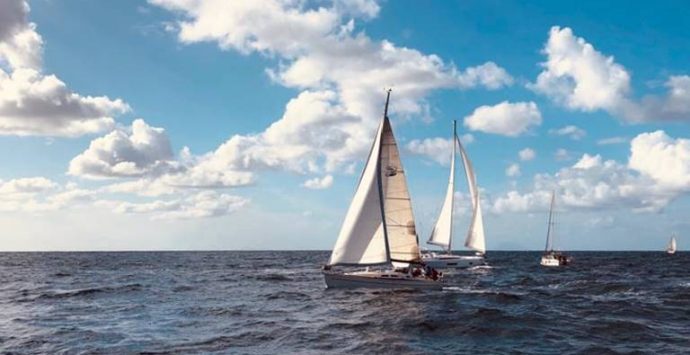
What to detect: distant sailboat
<box><xmin>667</xmin><ymin>235</ymin><xmax>677</xmax><ymax>255</ymax></box>
<box><xmin>540</xmin><ymin>191</ymin><xmax>570</xmax><ymax>267</ymax></box>
<box><xmin>422</xmin><ymin>120</ymin><xmax>486</xmax><ymax>269</ymax></box>
<box><xmin>322</xmin><ymin>90</ymin><xmax>442</xmax><ymax>289</ymax></box>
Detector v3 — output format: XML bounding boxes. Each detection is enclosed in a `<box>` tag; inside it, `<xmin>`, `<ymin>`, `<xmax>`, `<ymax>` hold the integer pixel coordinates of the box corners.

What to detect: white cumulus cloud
<box><xmin>303</xmin><ymin>175</ymin><xmax>334</xmax><ymax>189</ymax></box>
<box><xmin>549</xmin><ymin>125</ymin><xmax>586</xmax><ymax>140</ymax></box>
<box><xmin>463</xmin><ymin>101</ymin><xmax>541</xmax><ymax>137</ymax></box>
<box><xmin>0</xmin><ymin>0</ymin><xmax>130</xmax><ymax>137</ymax></box>
<box><xmin>530</xmin><ymin>26</ymin><xmax>690</xmax><ymax>122</ymax></box>
<box><xmin>519</xmin><ymin>148</ymin><xmax>536</xmax><ymax>161</ymax></box>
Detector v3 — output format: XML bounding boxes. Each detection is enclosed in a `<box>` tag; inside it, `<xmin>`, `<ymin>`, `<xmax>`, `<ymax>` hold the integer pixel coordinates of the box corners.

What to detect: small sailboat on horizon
<box><xmin>422</xmin><ymin>120</ymin><xmax>486</xmax><ymax>269</ymax></box>
<box><xmin>322</xmin><ymin>90</ymin><xmax>442</xmax><ymax>290</ymax></box>
<box><xmin>540</xmin><ymin>191</ymin><xmax>570</xmax><ymax>267</ymax></box>
<box><xmin>667</xmin><ymin>235</ymin><xmax>677</xmax><ymax>255</ymax></box>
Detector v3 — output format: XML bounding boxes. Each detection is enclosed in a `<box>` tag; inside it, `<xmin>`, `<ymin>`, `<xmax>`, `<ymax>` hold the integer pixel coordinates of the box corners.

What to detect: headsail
<box><xmin>328</xmin><ymin>118</ymin><xmax>388</xmax><ymax>266</ymax></box>
<box><xmin>380</xmin><ymin>116</ymin><xmax>421</xmax><ymax>263</ymax></box>
<box><xmin>458</xmin><ymin>133</ymin><xmax>486</xmax><ymax>254</ymax></box>
<box><xmin>427</xmin><ymin>123</ymin><xmax>456</xmax><ymax>251</ymax></box>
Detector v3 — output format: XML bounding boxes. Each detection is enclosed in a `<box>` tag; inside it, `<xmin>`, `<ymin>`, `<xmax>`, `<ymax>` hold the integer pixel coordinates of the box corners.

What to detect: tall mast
<box><xmin>545</xmin><ymin>191</ymin><xmax>555</xmax><ymax>252</ymax></box>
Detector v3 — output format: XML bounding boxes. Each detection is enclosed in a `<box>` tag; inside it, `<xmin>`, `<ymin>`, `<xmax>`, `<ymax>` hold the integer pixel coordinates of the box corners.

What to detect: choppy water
<box><xmin>0</xmin><ymin>251</ymin><xmax>688</xmax><ymax>354</ymax></box>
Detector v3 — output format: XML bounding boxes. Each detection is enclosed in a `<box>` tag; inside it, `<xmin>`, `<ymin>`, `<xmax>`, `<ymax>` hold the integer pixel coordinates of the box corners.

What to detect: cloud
<box><xmin>0</xmin><ymin>0</ymin><xmax>130</xmax><ymax>137</ymax></box>
<box><xmin>302</xmin><ymin>175</ymin><xmax>334</xmax><ymax>189</ymax></box>
<box><xmin>519</xmin><ymin>148</ymin><xmax>536</xmax><ymax>161</ymax></box>
<box><xmin>107</xmin><ymin>191</ymin><xmax>249</xmax><ymax>220</ymax></box>
<box><xmin>493</xmin><ymin>131</ymin><xmax>690</xmax><ymax>214</ymax></box>
<box><xmin>150</xmin><ymin>0</ymin><xmax>513</xmax><ymax>175</ymax></box>
<box><xmin>628</xmin><ymin>130</ymin><xmax>690</xmax><ymax>190</ymax></box>
<box><xmin>554</xmin><ymin>148</ymin><xmax>572</xmax><ymax>161</ymax></box>
<box><xmin>0</xmin><ymin>0</ymin><xmax>41</xmax><ymax>70</ymax></box>
<box><xmin>549</xmin><ymin>125</ymin><xmax>586</xmax><ymax>140</ymax></box>
<box><xmin>597</xmin><ymin>136</ymin><xmax>627</xmax><ymax>145</ymax></box>
<box><xmin>530</xmin><ymin>26</ymin><xmax>690</xmax><ymax>122</ymax></box>
<box><xmin>0</xmin><ymin>178</ymin><xmax>95</xmax><ymax>212</ymax></box>
<box><xmin>406</xmin><ymin>133</ymin><xmax>473</xmax><ymax>165</ymax></box>
<box><xmin>68</xmin><ymin>119</ymin><xmax>178</xmax><ymax>178</ymax></box>
<box><xmin>505</xmin><ymin>163</ymin><xmax>521</xmax><ymax>177</ymax></box>
<box><xmin>0</xmin><ymin>176</ymin><xmax>56</xmax><ymax>196</ymax></box>
<box><xmin>70</xmin><ymin>119</ymin><xmax>255</xmax><ymax>191</ymax></box>
<box><xmin>463</xmin><ymin>101</ymin><xmax>541</xmax><ymax>137</ymax></box>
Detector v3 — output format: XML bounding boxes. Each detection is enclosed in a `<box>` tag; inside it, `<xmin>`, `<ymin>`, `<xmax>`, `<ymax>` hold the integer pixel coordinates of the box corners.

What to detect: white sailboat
<box><xmin>667</xmin><ymin>235</ymin><xmax>677</xmax><ymax>255</ymax></box>
<box><xmin>322</xmin><ymin>90</ymin><xmax>442</xmax><ymax>290</ymax></box>
<box><xmin>422</xmin><ymin>120</ymin><xmax>486</xmax><ymax>269</ymax></box>
<box><xmin>540</xmin><ymin>191</ymin><xmax>570</xmax><ymax>267</ymax></box>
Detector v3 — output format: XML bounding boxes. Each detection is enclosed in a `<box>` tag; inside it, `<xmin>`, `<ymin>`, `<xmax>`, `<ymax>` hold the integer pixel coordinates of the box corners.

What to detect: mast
<box><xmin>544</xmin><ymin>191</ymin><xmax>556</xmax><ymax>252</ymax></box>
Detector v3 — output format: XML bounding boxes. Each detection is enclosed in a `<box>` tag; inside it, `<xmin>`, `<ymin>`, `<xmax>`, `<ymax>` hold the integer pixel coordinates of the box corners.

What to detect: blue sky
<box><xmin>1</xmin><ymin>0</ymin><xmax>689</xmax><ymax>251</ymax></box>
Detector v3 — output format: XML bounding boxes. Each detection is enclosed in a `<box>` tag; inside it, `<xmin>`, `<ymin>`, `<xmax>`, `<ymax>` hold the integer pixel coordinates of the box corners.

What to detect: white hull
<box><xmin>422</xmin><ymin>253</ymin><xmax>485</xmax><ymax>269</ymax></box>
<box><xmin>323</xmin><ymin>270</ymin><xmax>442</xmax><ymax>290</ymax></box>
<box><xmin>540</xmin><ymin>253</ymin><xmax>570</xmax><ymax>267</ymax></box>
<box><xmin>667</xmin><ymin>250</ymin><xmax>676</xmax><ymax>255</ymax></box>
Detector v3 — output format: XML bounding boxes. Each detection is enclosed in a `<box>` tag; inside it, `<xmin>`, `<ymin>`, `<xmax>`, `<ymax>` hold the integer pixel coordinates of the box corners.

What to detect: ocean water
<box><xmin>0</xmin><ymin>251</ymin><xmax>688</xmax><ymax>354</ymax></box>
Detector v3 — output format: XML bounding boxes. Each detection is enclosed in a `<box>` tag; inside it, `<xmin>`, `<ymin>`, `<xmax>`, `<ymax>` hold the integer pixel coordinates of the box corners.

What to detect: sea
<box><xmin>0</xmin><ymin>251</ymin><xmax>688</xmax><ymax>354</ymax></box>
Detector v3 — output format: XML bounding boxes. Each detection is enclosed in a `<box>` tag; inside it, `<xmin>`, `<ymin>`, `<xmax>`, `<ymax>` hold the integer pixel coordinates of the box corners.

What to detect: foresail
<box><xmin>458</xmin><ymin>136</ymin><xmax>486</xmax><ymax>254</ymax></box>
<box><xmin>379</xmin><ymin>117</ymin><xmax>421</xmax><ymax>263</ymax></box>
<box><xmin>428</xmin><ymin>130</ymin><xmax>455</xmax><ymax>251</ymax></box>
<box><xmin>328</xmin><ymin>120</ymin><xmax>388</xmax><ymax>266</ymax></box>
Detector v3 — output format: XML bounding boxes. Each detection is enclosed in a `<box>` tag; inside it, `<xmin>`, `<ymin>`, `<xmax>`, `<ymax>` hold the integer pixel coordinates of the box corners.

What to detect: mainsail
<box><xmin>458</xmin><ymin>134</ymin><xmax>486</xmax><ymax>254</ymax></box>
<box><xmin>427</xmin><ymin>121</ymin><xmax>486</xmax><ymax>254</ymax></box>
<box><xmin>380</xmin><ymin>117</ymin><xmax>421</xmax><ymax>263</ymax></box>
<box><xmin>328</xmin><ymin>90</ymin><xmax>420</xmax><ymax>266</ymax></box>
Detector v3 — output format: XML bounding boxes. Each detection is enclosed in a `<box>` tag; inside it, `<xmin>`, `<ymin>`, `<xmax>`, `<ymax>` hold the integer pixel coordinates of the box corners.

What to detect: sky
<box><xmin>1</xmin><ymin>0</ymin><xmax>689</xmax><ymax>251</ymax></box>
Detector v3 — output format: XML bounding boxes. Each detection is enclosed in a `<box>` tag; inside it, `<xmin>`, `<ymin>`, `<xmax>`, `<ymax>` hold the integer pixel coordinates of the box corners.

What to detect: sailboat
<box><xmin>667</xmin><ymin>235</ymin><xmax>677</xmax><ymax>255</ymax></box>
<box><xmin>322</xmin><ymin>90</ymin><xmax>442</xmax><ymax>290</ymax></box>
<box><xmin>540</xmin><ymin>191</ymin><xmax>570</xmax><ymax>267</ymax></box>
<box><xmin>421</xmin><ymin>120</ymin><xmax>486</xmax><ymax>269</ymax></box>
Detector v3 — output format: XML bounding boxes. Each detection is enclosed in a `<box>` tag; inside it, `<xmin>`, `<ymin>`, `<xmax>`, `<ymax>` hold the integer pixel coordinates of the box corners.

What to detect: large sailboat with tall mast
<box><xmin>540</xmin><ymin>191</ymin><xmax>570</xmax><ymax>267</ymax></box>
<box><xmin>422</xmin><ymin>120</ymin><xmax>486</xmax><ymax>269</ymax></box>
<box><xmin>322</xmin><ymin>90</ymin><xmax>442</xmax><ymax>289</ymax></box>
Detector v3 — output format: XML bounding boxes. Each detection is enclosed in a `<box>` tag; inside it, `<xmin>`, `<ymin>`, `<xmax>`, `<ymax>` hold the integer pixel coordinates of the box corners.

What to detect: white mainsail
<box><xmin>380</xmin><ymin>118</ymin><xmax>421</xmax><ymax>263</ymax></box>
<box><xmin>427</xmin><ymin>121</ymin><xmax>486</xmax><ymax>254</ymax></box>
<box><xmin>458</xmin><ymin>135</ymin><xmax>486</xmax><ymax>254</ymax></box>
<box><xmin>328</xmin><ymin>91</ymin><xmax>421</xmax><ymax>266</ymax></box>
